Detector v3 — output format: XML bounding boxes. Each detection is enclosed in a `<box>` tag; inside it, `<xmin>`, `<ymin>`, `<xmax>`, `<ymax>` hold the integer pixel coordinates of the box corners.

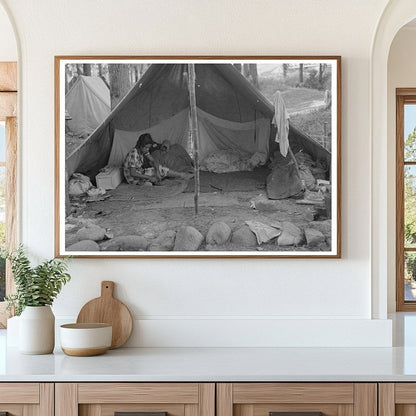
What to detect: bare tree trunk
<box><xmin>188</xmin><ymin>64</ymin><xmax>200</xmax><ymax>215</ymax></box>
<box><xmin>243</xmin><ymin>64</ymin><xmax>250</xmax><ymax>78</ymax></box>
<box><xmin>65</xmin><ymin>66</ymin><xmax>70</xmax><ymax>94</ymax></box>
<box><xmin>98</xmin><ymin>64</ymin><xmax>110</xmax><ymax>88</ymax></box>
<box><xmin>319</xmin><ymin>63</ymin><xmax>326</xmax><ymax>86</ymax></box>
<box><xmin>283</xmin><ymin>64</ymin><xmax>288</xmax><ymax>79</ymax></box>
<box><xmin>299</xmin><ymin>64</ymin><xmax>304</xmax><ymax>85</ymax></box>
<box><xmin>249</xmin><ymin>64</ymin><xmax>259</xmax><ymax>88</ymax></box>
<box><xmin>83</xmin><ymin>64</ymin><xmax>91</xmax><ymax>76</ymax></box>
<box><xmin>108</xmin><ymin>64</ymin><xmax>131</xmax><ymax>109</ymax></box>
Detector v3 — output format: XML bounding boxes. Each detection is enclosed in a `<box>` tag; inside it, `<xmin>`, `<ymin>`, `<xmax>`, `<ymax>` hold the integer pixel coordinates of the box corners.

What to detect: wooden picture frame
<box><xmin>55</xmin><ymin>56</ymin><xmax>341</xmax><ymax>258</ymax></box>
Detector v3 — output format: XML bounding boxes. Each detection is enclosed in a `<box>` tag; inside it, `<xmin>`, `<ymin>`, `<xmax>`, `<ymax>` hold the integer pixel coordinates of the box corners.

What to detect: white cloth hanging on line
<box><xmin>272</xmin><ymin>91</ymin><xmax>290</xmax><ymax>157</ymax></box>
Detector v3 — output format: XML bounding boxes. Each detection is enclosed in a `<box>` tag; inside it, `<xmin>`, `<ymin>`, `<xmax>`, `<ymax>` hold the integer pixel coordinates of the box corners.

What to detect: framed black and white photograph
<box><xmin>55</xmin><ymin>56</ymin><xmax>341</xmax><ymax>258</ymax></box>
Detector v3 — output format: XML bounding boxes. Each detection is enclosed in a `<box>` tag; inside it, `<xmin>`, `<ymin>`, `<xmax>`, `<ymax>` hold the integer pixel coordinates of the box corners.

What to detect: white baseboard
<box><xmin>54</xmin><ymin>317</ymin><xmax>392</xmax><ymax>348</ymax></box>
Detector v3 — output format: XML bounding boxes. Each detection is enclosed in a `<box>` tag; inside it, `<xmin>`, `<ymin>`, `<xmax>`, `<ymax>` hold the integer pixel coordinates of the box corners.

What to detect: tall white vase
<box><xmin>19</xmin><ymin>306</ymin><xmax>55</xmax><ymax>354</ymax></box>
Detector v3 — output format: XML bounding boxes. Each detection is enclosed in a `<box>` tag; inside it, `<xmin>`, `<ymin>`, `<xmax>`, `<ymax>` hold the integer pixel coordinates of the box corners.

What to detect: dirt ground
<box><xmin>66</xmin><ymin>171</ymin><xmax>329</xmax><ymax>252</ymax></box>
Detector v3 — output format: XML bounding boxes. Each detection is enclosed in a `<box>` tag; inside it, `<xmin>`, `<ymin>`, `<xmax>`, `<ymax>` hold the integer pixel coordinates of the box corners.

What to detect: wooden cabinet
<box><xmin>217</xmin><ymin>383</ymin><xmax>377</xmax><ymax>416</ymax></box>
<box><xmin>55</xmin><ymin>383</ymin><xmax>215</xmax><ymax>416</ymax></box>
<box><xmin>0</xmin><ymin>380</ymin><xmax>411</xmax><ymax>416</ymax></box>
<box><xmin>0</xmin><ymin>383</ymin><xmax>53</xmax><ymax>415</ymax></box>
<box><xmin>379</xmin><ymin>383</ymin><xmax>416</xmax><ymax>416</ymax></box>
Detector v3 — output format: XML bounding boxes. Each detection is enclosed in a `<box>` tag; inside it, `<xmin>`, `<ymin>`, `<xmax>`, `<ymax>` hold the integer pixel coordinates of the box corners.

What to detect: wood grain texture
<box><xmin>233</xmin><ymin>383</ymin><xmax>354</xmax><ymax>404</ymax></box>
<box><xmin>0</xmin><ymin>383</ymin><xmax>39</xmax><ymax>403</ymax></box>
<box><xmin>0</xmin><ymin>405</ymin><xmax>24</xmax><ymax>416</ymax></box>
<box><xmin>396</xmin><ymin>405</ymin><xmax>416</xmax><ymax>416</ymax></box>
<box><xmin>395</xmin><ymin>383</ymin><xmax>416</xmax><ymax>403</ymax></box>
<box><xmin>397</xmin><ymin>93</ymin><xmax>406</xmax><ymax>311</ymax></box>
<box><xmin>185</xmin><ymin>403</ymin><xmax>198</xmax><ymax>416</ymax></box>
<box><xmin>216</xmin><ymin>384</ymin><xmax>233</xmax><ymax>416</ymax></box>
<box><xmin>39</xmin><ymin>383</ymin><xmax>54</xmax><ymax>416</ymax></box>
<box><xmin>5</xmin><ymin>116</ymin><xmax>17</xmax><ymax>291</ymax></box>
<box><xmin>0</xmin><ymin>92</ymin><xmax>16</xmax><ymax>120</ymax></box>
<box><xmin>54</xmin><ymin>56</ymin><xmax>61</xmax><ymax>258</ymax></box>
<box><xmin>252</xmin><ymin>403</ymin><xmax>338</xmax><ymax>416</ymax></box>
<box><xmin>0</xmin><ymin>62</ymin><xmax>17</xmax><ymax>91</ymax></box>
<box><xmin>199</xmin><ymin>384</ymin><xmax>215</xmax><ymax>416</ymax></box>
<box><xmin>353</xmin><ymin>383</ymin><xmax>377</xmax><ymax>416</ymax></box>
<box><xmin>78</xmin><ymin>383</ymin><xmax>199</xmax><ymax>404</ymax></box>
<box><xmin>77</xmin><ymin>281</ymin><xmax>133</xmax><ymax>348</ymax></box>
<box><xmin>338</xmin><ymin>404</ymin><xmax>354</xmax><ymax>416</ymax></box>
<box><xmin>79</xmin><ymin>404</ymin><xmax>101</xmax><ymax>416</ymax></box>
<box><xmin>55</xmin><ymin>383</ymin><xmax>78</xmax><ymax>416</ymax></box>
<box><xmin>379</xmin><ymin>383</ymin><xmax>395</xmax><ymax>416</ymax></box>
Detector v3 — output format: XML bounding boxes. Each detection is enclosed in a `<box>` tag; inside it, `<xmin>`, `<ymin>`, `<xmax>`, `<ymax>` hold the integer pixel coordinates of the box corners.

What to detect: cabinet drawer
<box><xmin>0</xmin><ymin>383</ymin><xmax>53</xmax><ymax>415</ymax></box>
<box><xmin>218</xmin><ymin>383</ymin><xmax>376</xmax><ymax>416</ymax></box>
<box><xmin>56</xmin><ymin>383</ymin><xmax>215</xmax><ymax>416</ymax></box>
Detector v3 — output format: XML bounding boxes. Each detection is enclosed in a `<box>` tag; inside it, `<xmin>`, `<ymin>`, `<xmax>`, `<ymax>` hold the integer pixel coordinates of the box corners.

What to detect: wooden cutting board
<box><xmin>76</xmin><ymin>281</ymin><xmax>133</xmax><ymax>349</ymax></box>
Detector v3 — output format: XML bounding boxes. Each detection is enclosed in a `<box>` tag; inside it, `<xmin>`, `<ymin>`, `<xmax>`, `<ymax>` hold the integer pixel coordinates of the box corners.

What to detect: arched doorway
<box><xmin>371</xmin><ymin>1</ymin><xmax>416</xmax><ymax>318</ymax></box>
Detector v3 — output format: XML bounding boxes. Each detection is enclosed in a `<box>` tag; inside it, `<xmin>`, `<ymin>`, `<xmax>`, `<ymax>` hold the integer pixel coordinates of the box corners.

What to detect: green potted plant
<box><xmin>4</xmin><ymin>246</ymin><xmax>71</xmax><ymax>354</ymax></box>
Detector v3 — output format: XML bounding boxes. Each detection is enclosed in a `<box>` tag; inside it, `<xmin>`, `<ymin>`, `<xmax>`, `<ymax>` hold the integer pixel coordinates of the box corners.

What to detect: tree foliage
<box><xmin>405</xmin><ymin>127</ymin><xmax>416</xmax><ymax>247</ymax></box>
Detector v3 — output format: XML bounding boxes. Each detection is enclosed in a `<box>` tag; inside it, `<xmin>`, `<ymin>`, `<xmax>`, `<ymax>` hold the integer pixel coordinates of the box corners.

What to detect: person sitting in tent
<box><xmin>123</xmin><ymin>133</ymin><xmax>192</xmax><ymax>186</ymax></box>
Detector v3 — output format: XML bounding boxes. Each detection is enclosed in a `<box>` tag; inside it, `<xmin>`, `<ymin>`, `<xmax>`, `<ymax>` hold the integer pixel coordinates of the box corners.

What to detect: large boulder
<box><xmin>304</xmin><ymin>228</ymin><xmax>326</xmax><ymax>247</ymax></box>
<box><xmin>67</xmin><ymin>240</ymin><xmax>100</xmax><ymax>252</ymax></box>
<box><xmin>100</xmin><ymin>235</ymin><xmax>149</xmax><ymax>251</ymax></box>
<box><xmin>76</xmin><ymin>224</ymin><xmax>106</xmax><ymax>242</ymax></box>
<box><xmin>149</xmin><ymin>230</ymin><xmax>177</xmax><ymax>251</ymax></box>
<box><xmin>206</xmin><ymin>222</ymin><xmax>232</xmax><ymax>245</ymax></box>
<box><xmin>277</xmin><ymin>222</ymin><xmax>304</xmax><ymax>247</ymax></box>
<box><xmin>173</xmin><ymin>227</ymin><xmax>204</xmax><ymax>251</ymax></box>
<box><xmin>231</xmin><ymin>226</ymin><xmax>257</xmax><ymax>247</ymax></box>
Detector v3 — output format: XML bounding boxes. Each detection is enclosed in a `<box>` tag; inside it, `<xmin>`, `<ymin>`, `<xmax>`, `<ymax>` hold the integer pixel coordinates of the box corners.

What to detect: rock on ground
<box><xmin>100</xmin><ymin>235</ymin><xmax>149</xmax><ymax>251</ymax></box>
<box><xmin>277</xmin><ymin>222</ymin><xmax>304</xmax><ymax>246</ymax></box>
<box><xmin>67</xmin><ymin>240</ymin><xmax>100</xmax><ymax>252</ymax></box>
<box><xmin>173</xmin><ymin>227</ymin><xmax>204</xmax><ymax>251</ymax></box>
<box><xmin>304</xmin><ymin>228</ymin><xmax>326</xmax><ymax>247</ymax></box>
<box><xmin>307</xmin><ymin>220</ymin><xmax>331</xmax><ymax>238</ymax></box>
<box><xmin>250</xmin><ymin>194</ymin><xmax>286</xmax><ymax>212</ymax></box>
<box><xmin>206</xmin><ymin>222</ymin><xmax>232</xmax><ymax>245</ymax></box>
<box><xmin>76</xmin><ymin>224</ymin><xmax>106</xmax><ymax>242</ymax></box>
<box><xmin>149</xmin><ymin>230</ymin><xmax>177</xmax><ymax>251</ymax></box>
<box><xmin>231</xmin><ymin>226</ymin><xmax>257</xmax><ymax>247</ymax></box>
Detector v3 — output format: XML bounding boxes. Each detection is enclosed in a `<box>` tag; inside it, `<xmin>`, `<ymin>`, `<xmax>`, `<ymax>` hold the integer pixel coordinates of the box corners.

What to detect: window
<box><xmin>396</xmin><ymin>89</ymin><xmax>416</xmax><ymax>311</ymax></box>
<box><xmin>0</xmin><ymin>62</ymin><xmax>17</xmax><ymax>326</ymax></box>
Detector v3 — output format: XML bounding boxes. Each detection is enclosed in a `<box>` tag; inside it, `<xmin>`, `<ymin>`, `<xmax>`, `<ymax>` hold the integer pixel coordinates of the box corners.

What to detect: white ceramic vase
<box><xmin>19</xmin><ymin>305</ymin><xmax>55</xmax><ymax>354</ymax></box>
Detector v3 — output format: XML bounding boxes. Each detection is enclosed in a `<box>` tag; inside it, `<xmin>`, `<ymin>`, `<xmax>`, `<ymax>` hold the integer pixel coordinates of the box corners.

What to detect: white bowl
<box><xmin>60</xmin><ymin>323</ymin><xmax>112</xmax><ymax>356</ymax></box>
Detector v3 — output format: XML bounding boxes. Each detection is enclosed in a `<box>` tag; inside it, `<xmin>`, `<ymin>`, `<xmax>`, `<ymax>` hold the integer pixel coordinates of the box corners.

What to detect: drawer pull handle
<box><xmin>115</xmin><ymin>412</ymin><xmax>168</xmax><ymax>416</ymax></box>
<box><xmin>270</xmin><ymin>413</ymin><xmax>323</xmax><ymax>416</ymax></box>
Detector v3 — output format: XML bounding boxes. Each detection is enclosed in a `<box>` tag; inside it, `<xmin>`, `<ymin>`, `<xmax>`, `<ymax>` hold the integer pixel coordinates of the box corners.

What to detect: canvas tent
<box><xmin>66</xmin><ymin>64</ymin><xmax>330</xmax><ymax>179</ymax></box>
<box><xmin>65</xmin><ymin>75</ymin><xmax>111</xmax><ymax>137</ymax></box>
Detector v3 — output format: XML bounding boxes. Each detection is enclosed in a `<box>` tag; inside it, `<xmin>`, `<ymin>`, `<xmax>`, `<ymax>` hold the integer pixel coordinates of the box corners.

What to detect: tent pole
<box><xmin>188</xmin><ymin>64</ymin><xmax>200</xmax><ymax>215</ymax></box>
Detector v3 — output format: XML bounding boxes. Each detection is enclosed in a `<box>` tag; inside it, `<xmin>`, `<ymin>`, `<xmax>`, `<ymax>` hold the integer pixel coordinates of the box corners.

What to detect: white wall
<box><xmin>0</xmin><ymin>0</ymin><xmax>394</xmax><ymax>347</ymax></box>
<box><xmin>387</xmin><ymin>26</ymin><xmax>416</xmax><ymax>312</ymax></box>
<box><xmin>0</xmin><ymin>3</ymin><xmax>16</xmax><ymax>61</ymax></box>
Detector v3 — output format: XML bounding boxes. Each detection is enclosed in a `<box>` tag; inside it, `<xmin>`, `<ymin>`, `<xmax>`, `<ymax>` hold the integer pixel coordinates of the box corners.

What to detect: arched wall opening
<box><xmin>371</xmin><ymin>1</ymin><xmax>416</xmax><ymax>319</ymax></box>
